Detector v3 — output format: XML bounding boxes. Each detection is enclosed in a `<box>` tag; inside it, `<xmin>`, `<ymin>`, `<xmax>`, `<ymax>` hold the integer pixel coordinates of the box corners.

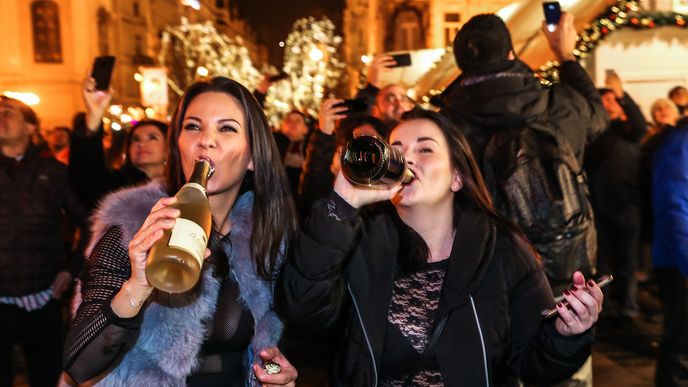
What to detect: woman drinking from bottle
<box><xmin>277</xmin><ymin>109</ymin><xmax>604</xmax><ymax>386</ymax></box>
<box><xmin>62</xmin><ymin>77</ymin><xmax>298</xmax><ymax>386</ymax></box>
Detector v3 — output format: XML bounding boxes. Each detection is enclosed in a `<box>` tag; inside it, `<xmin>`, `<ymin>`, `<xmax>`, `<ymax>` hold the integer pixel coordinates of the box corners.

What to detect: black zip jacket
<box><xmin>0</xmin><ymin>145</ymin><xmax>88</xmax><ymax>296</ymax></box>
<box><xmin>277</xmin><ymin>194</ymin><xmax>593</xmax><ymax>386</ymax></box>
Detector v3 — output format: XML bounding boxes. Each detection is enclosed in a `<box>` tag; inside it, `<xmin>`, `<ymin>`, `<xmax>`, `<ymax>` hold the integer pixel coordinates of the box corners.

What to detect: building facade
<box><xmin>342</xmin><ymin>0</ymin><xmax>513</xmax><ymax>93</ymax></box>
<box><xmin>0</xmin><ymin>0</ymin><xmax>267</xmax><ymax>129</ymax></box>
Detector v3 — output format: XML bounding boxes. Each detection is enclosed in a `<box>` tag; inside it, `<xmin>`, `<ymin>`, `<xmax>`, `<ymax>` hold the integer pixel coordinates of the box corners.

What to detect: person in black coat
<box><xmin>584</xmin><ymin>72</ymin><xmax>647</xmax><ymax>321</ymax></box>
<box><xmin>69</xmin><ymin>76</ymin><xmax>168</xmax><ymax>211</ymax></box>
<box><xmin>277</xmin><ymin>110</ymin><xmax>604</xmax><ymax>386</ymax></box>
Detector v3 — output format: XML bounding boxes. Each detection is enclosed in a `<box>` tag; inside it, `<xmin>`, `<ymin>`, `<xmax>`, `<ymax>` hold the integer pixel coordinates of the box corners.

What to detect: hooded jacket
<box><xmin>62</xmin><ymin>182</ymin><xmax>283</xmax><ymax>386</ymax></box>
<box><xmin>441</xmin><ymin>60</ymin><xmax>609</xmax><ymax>166</ymax></box>
<box><xmin>277</xmin><ymin>195</ymin><xmax>593</xmax><ymax>386</ymax></box>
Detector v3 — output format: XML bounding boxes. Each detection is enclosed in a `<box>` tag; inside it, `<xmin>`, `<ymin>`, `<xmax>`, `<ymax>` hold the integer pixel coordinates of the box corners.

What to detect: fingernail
<box><xmin>557</xmin><ymin>302</ymin><xmax>564</xmax><ymax>308</ymax></box>
<box><xmin>587</xmin><ymin>280</ymin><xmax>595</xmax><ymax>287</ymax></box>
<box><xmin>570</xmin><ymin>285</ymin><xmax>577</xmax><ymax>291</ymax></box>
<box><xmin>563</xmin><ymin>290</ymin><xmax>571</xmax><ymax>296</ymax></box>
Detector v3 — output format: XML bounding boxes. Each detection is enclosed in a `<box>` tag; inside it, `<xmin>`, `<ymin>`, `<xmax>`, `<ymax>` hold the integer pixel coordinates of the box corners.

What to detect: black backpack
<box><xmin>482</xmin><ymin>122</ymin><xmax>596</xmax><ymax>290</ymax></box>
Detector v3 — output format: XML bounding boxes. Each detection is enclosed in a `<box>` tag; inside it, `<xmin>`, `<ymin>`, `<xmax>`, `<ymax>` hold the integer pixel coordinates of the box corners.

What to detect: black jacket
<box><xmin>584</xmin><ymin>92</ymin><xmax>647</xmax><ymax>224</ymax></box>
<box><xmin>0</xmin><ymin>145</ymin><xmax>88</xmax><ymax>296</ymax></box>
<box><xmin>277</xmin><ymin>195</ymin><xmax>593</xmax><ymax>386</ymax></box>
<box><xmin>297</xmin><ymin>130</ymin><xmax>336</xmax><ymax>218</ymax></box>
<box><xmin>69</xmin><ymin>113</ymin><xmax>148</xmax><ymax>211</ymax></box>
<box><xmin>441</xmin><ymin>60</ymin><xmax>610</xmax><ymax>166</ymax></box>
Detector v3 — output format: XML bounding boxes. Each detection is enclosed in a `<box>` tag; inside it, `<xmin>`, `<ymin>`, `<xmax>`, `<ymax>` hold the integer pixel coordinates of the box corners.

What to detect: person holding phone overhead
<box><xmin>356</xmin><ymin>54</ymin><xmax>415</xmax><ymax>129</ymax></box>
<box><xmin>277</xmin><ymin>109</ymin><xmax>604</xmax><ymax>386</ymax></box>
<box><xmin>69</xmin><ymin>57</ymin><xmax>170</xmax><ymax>211</ymax></box>
<box><xmin>62</xmin><ymin>77</ymin><xmax>298</xmax><ymax>386</ymax></box>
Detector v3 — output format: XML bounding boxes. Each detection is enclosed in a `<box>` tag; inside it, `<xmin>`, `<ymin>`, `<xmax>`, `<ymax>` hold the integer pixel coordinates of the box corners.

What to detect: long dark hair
<box><xmin>165</xmin><ymin>77</ymin><xmax>297</xmax><ymax>280</ymax></box>
<box><xmin>391</xmin><ymin>109</ymin><xmax>537</xmax><ymax>273</ymax></box>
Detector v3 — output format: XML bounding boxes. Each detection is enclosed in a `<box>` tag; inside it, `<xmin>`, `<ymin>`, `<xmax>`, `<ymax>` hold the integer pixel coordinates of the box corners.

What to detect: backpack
<box><xmin>482</xmin><ymin>122</ymin><xmax>596</xmax><ymax>290</ymax></box>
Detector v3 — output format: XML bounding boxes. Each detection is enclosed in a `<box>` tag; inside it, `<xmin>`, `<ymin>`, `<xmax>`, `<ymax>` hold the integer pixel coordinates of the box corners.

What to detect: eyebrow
<box><xmin>391</xmin><ymin>136</ymin><xmax>439</xmax><ymax>146</ymax></box>
<box><xmin>185</xmin><ymin>116</ymin><xmax>243</xmax><ymax>128</ymax></box>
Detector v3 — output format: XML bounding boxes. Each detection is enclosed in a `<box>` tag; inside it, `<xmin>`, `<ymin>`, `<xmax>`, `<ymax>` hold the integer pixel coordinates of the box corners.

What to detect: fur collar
<box><xmin>74</xmin><ymin>181</ymin><xmax>283</xmax><ymax>386</ymax></box>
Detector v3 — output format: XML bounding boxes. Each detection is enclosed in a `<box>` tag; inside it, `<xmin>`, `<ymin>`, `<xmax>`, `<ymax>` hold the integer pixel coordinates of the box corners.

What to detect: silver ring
<box><xmin>264</xmin><ymin>360</ymin><xmax>281</xmax><ymax>374</ymax></box>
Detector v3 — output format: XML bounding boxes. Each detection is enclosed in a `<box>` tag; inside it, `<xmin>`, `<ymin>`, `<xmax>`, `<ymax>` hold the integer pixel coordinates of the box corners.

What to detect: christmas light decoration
<box><xmin>537</xmin><ymin>0</ymin><xmax>688</xmax><ymax>85</ymax></box>
<box><xmin>264</xmin><ymin>17</ymin><xmax>345</xmax><ymax>122</ymax></box>
<box><xmin>158</xmin><ymin>17</ymin><xmax>264</xmax><ymax>97</ymax></box>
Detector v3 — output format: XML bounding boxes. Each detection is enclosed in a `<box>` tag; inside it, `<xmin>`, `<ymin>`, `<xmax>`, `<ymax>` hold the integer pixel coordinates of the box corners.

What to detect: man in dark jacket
<box><xmin>440</xmin><ymin>13</ymin><xmax>609</xmax><ymax>387</ymax></box>
<box><xmin>584</xmin><ymin>73</ymin><xmax>647</xmax><ymax>322</ymax></box>
<box><xmin>0</xmin><ymin>97</ymin><xmax>88</xmax><ymax>387</ymax></box>
<box><xmin>441</xmin><ymin>13</ymin><xmax>608</xmax><ymax>167</ymax></box>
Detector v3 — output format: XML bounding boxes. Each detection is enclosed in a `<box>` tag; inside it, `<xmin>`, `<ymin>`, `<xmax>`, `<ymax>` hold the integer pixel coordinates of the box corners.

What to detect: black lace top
<box><xmin>380</xmin><ymin>259</ymin><xmax>449</xmax><ymax>387</ymax></box>
<box><xmin>63</xmin><ymin>226</ymin><xmax>254</xmax><ymax>385</ymax></box>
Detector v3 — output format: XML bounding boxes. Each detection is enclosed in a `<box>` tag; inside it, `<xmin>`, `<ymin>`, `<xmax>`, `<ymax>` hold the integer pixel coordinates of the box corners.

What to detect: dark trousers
<box><xmin>655</xmin><ymin>267</ymin><xmax>688</xmax><ymax>387</ymax></box>
<box><xmin>595</xmin><ymin>210</ymin><xmax>640</xmax><ymax>318</ymax></box>
<box><xmin>0</xmin><ymin>300</ymin><xmax>63</xmax><ymax>387</ymax></box>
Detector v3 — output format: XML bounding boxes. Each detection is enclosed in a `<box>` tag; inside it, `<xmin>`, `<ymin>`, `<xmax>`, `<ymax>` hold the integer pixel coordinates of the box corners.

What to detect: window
<box><xmin>133</xmin><ymin>1</ymin><xmax>140</xmax><ymax>16</ymax></box>
<box><xmin>444</xmin><ymin>12</ymin><xmax>462</xmax><ymax>47</ymax></box>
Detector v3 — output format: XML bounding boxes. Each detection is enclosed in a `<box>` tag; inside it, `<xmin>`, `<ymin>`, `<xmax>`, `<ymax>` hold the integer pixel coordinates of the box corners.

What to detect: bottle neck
<box><xmin>188</xmin><ymin>159</ymin><xmax>212</xmax><ymax>188</ymax></box>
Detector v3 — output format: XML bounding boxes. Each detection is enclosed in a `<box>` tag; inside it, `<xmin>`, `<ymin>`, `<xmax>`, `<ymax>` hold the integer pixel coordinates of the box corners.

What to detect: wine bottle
<box><xmin>341</xmin><ymin>134</ymin><xmax>414</xmax><ymax>187</ymax></box>
<box><xmin>146</xmin><ymin>158</ymin><xmax>213</xmax><ymax>293</ymax></box>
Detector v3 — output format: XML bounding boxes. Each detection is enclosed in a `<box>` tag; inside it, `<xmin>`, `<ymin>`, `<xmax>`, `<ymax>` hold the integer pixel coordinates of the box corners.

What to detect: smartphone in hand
<box><xmin>543</xmin><ymin>2</ymin><xmax>562</xmax><ymax>32</ymax></box>
<box><xmin>333</xmin><ymin>98</ymin><xmax>369</xmax><ymax>114</ymax></box>
<box><xmin>389</xmin><ymin>53</ymin><xmax>412</xmax><ymax>68</ymax></box>
<box><xmin>91</xmin><ymin>56</ymin><xmax>116</xmax><ymax>91</ymax></box>
<box><xmin>541</xmin><ymin>274</ymin><xmax>613</xmax><ymax>319</ymax></box>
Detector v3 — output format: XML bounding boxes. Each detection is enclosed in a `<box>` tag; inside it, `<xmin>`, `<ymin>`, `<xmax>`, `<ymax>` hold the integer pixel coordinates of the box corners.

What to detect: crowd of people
<box><xmin>0</xmin><ymin>10</ymin><xmax>686</xmax><ymax>387</ymax></box>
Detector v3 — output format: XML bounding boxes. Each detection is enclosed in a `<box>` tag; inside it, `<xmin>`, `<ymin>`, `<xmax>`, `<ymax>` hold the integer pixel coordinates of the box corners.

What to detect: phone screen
<box><xmin>91</xmin><ymin>56</ymin><xmax>116</xmax><ymax>91</ymax></box>
<box><xmin>389</xmin><ymin>53</ymin><xmax>412</xmax><ymax>68</ymax></box>
<box><xmin>543</xmin><ymin>2</ymin><xmax>561</xmax><ymax>32</ymax></box>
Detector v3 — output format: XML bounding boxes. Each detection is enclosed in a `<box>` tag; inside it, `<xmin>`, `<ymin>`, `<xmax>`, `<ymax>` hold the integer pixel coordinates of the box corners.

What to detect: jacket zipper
<box><xmin>470</xmin><ymin>295</ymin><xmax>490</xmax><ymax>387</ymax></box>
<box><xmin>347</xmin><ymin>283</ymin><xmax>378</xmax><ymax>386</ymax></box>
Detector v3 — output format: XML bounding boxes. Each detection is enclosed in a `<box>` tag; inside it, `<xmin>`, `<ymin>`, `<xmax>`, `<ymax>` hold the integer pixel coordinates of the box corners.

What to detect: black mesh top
<box><xmin>380</xmin><ymin>259</ymin><xmax>449</xmax><ymax>387</ymax></box>
<box><xmin>63</xmin><ymin>226</ymin><xmax>254</xmax><ymax>384</ymax></box>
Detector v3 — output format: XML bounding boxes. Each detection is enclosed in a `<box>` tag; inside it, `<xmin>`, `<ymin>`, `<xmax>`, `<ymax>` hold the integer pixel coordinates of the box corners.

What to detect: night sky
<box><xmin>236</xmin><ymin>0</ymin><xmax>346</xmax><ymax>66</ymax></box>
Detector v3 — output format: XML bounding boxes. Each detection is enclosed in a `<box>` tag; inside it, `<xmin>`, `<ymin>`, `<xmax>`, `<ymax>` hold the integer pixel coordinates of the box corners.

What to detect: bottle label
<box><xmin>185</xmin><ymin>182</ymin><xmax>206</xmax><ymax>195</ymax></box>
<box><xmin>168</xmin><ymin>218</ymin><xmax>207</xmax><ymax>268</ymax></box>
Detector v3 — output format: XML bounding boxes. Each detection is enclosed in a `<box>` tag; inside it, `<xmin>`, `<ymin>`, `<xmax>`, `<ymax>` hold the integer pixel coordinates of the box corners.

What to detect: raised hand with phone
<box><xmin>84</xmin><ymin>56</ymin><xmax>115</xmax><ymax>131</ymax></box>
<box><xmin>542</xmin><ymin>10</ymin><xmax>577</xmax><ymax>63</ymax></box>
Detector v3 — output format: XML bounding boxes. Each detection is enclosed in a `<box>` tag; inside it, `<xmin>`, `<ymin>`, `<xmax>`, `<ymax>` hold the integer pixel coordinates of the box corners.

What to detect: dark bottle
<box><xmin>341</xmin><ymin>134</ymin><xmax>414</xmax><ymax>187</ymax></box>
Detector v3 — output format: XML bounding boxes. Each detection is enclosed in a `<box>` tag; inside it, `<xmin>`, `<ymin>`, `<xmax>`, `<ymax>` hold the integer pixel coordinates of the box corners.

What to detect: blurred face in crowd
<box><xmin>652</xmin><ymin>99</ymin><xmax>679</xmax><ymax>129</ymax></box>
<box><xmin>389</xmin><ymin>118</ymin><xmax>461</xmax><ymax>209</ymax></box>
<box><xmin>129</xmin><ymin>124</ymin><xmax>166</xmax><ymax>169</ymax></box>
<box><xmin>670</xmin><ymin>87</ymin><xmax>688</xmax><ymax>107</ymax></box>
<box><xmin>48</xmin><ymin>128</ymin><xmax>70</xmax><ymax>154</ymax></box>
<box><xmin>374</xmin><ymin>85</ymin><xmax>412</xmax><ymax>125</ymax></box>
<box><xmin>601</xmin><ymin>91</ymin><xmax>624</xmax><ymax>121</ymax></box>
<box><xmin>281</xmin><ymin>112</ymin><xmax>308</xmax><ymax>142</ymax></box>
<box><xmin>0</xmin><ymin>99</ymin><xmax>36</xmax><ymax>154</ymax></box>
<box><xmin>178</xmin><ymin>91</ymin><xmax>253</xmax><ymax>196</ymax></box>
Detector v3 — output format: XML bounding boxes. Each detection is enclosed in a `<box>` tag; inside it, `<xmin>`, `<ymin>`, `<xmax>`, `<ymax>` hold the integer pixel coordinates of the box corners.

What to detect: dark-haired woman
<box><xmin>62</xmin><ymin>77</ymin><xmax>298</xmax><ymax>386</ymax></box>
<box><xmin>69</xmin><ymin>76</ymin><xmax>169</xmax><ymax>211</ymax></box>
<box><xmin>277</xmin><ymin>110</ymin><xmax>603</xmax><ymax>386</ymax></box>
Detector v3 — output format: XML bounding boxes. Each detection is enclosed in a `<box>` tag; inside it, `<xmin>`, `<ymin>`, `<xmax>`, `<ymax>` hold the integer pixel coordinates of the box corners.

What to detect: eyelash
<box><xmin>183</xmin><ymin>123</ymin><xmax>199</xmax><ymax>131</ymax></box>
<box><xmin>219</xmin><ymin>125</ymin><xmax>238</xmax><ymax>133</ymax></box>
<box><xmin>419</xmin><ymin>147</ymin><xmax>433</xmax><ymax>153</ymax></box>
<box><xmin>183</xmin><ymin>123</ymin><xmax>237</xmax><ymax>133</ymax></box>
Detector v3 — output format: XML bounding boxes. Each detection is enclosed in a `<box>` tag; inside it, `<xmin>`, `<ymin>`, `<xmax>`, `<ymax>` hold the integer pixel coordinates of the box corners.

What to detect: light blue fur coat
<box><xmin>63</xmin><ymin>181</ymin><xmax>284</xmax><ymax>386</ymax></box>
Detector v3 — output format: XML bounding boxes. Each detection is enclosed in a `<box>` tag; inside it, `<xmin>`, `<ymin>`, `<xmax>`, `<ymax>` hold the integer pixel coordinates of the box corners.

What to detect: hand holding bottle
<box><xmin>128</xmin><ymin>197</ymin><xmax>181</xmax><ymax>290</ymax></box>
<box><xmin>333</xmin><ymin>171</ymin><xmax>402</xmax><ymax>209</ymax></box>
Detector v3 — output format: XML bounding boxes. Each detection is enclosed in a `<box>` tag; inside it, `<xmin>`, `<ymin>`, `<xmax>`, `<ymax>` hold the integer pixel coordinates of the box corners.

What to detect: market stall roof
<box><xmin>411</xmin><ymin>0</ymin><xmax>617</xmax><ymax>100</ymax></box>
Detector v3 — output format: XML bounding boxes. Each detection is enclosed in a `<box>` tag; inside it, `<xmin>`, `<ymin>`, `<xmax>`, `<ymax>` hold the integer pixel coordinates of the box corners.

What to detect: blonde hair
<box><xmin>650</xmin><ymin>98</ymin><xmax>679</xmax><ymax>128</ymax></box>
